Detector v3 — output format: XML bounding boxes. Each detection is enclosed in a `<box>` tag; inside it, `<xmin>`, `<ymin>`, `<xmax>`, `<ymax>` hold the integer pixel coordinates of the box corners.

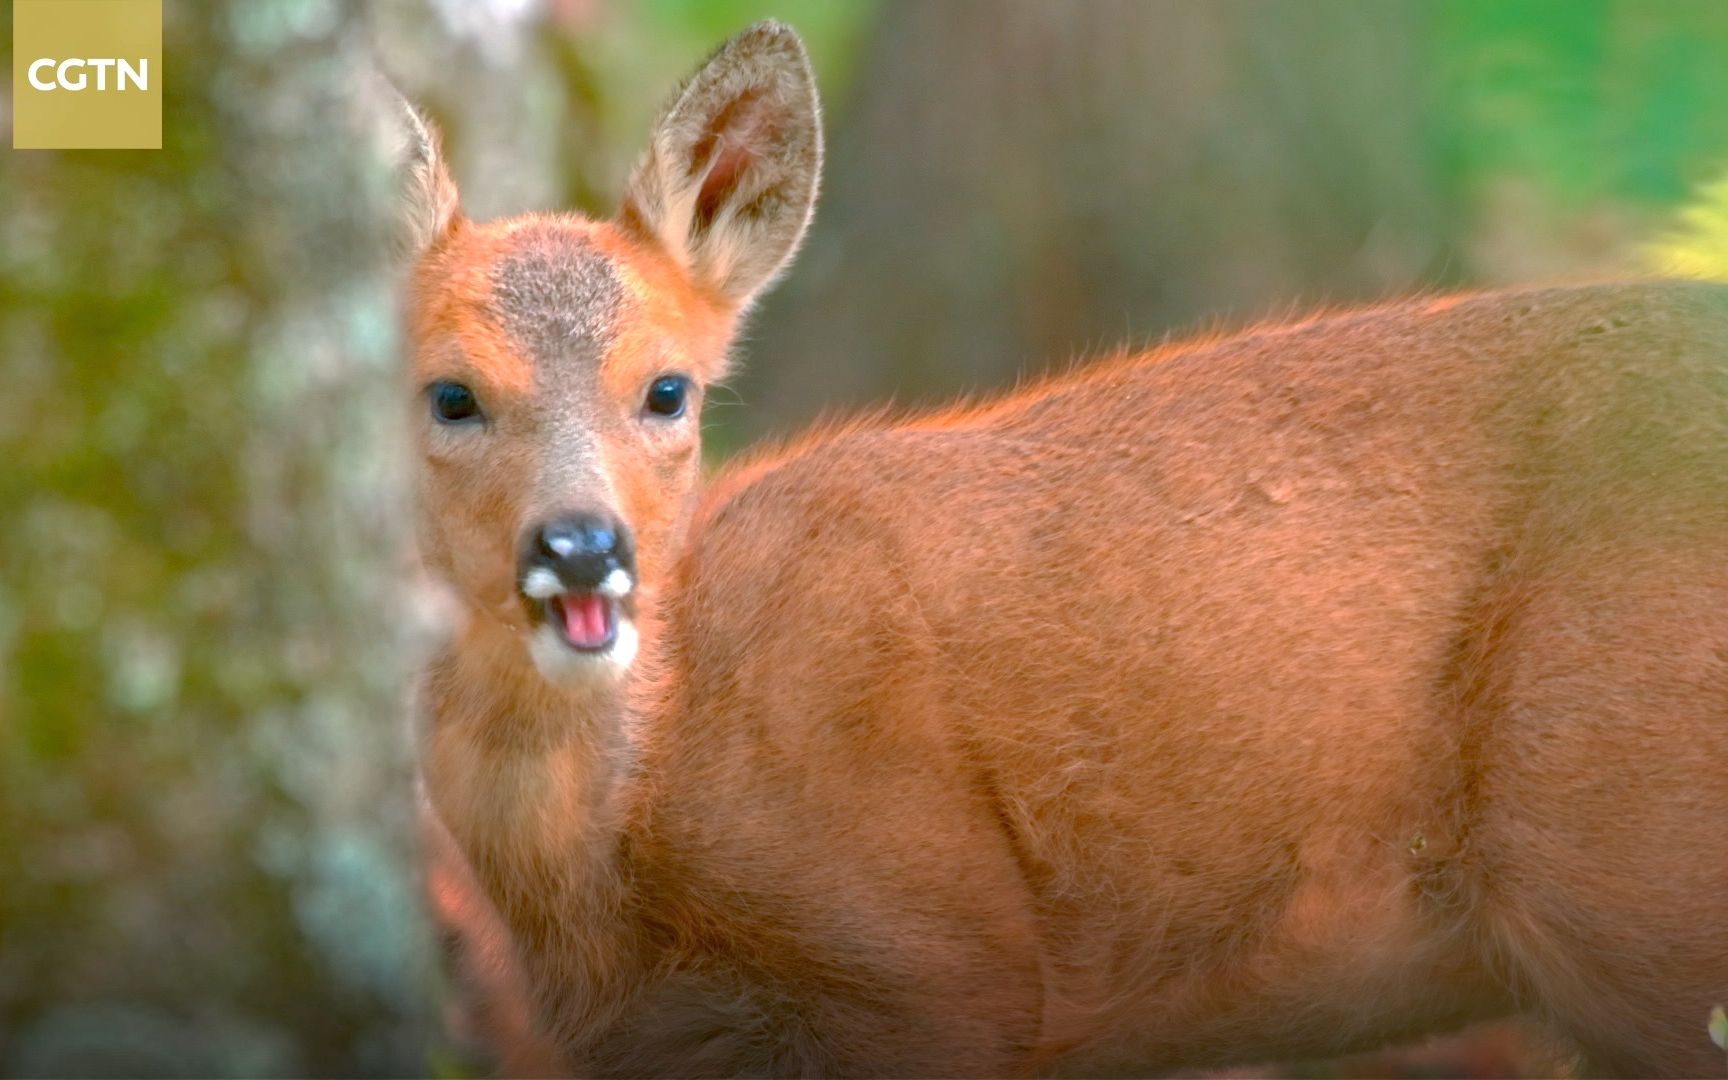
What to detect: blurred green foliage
<box><xmin>1436</xmin><ymin>0</ymin><xmax>1728</xmax><ymax>205</ymax></box>
<box><xmin>635</xmin><ymin>0</ymin><xmax>877</xmax><ymax>89</ymax></box>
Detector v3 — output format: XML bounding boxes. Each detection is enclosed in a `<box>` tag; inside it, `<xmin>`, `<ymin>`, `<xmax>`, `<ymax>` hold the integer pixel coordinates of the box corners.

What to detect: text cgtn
<box><xmin>27</xmin><ymin>58</ymin><xmax>150</xmax><ymax>92</ymax></box>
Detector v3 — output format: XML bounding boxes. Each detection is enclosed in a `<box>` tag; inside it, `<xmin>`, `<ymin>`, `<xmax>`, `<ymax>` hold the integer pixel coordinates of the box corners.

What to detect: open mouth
<box><xmin>519</xmin><ymin>562</ymin><xmax>636</xmax><ymax>675</ymax></box>
<box><xmin>542</xmin><ymin>592</ymin><xmax>619</xmax><ymax>653</ymax></box>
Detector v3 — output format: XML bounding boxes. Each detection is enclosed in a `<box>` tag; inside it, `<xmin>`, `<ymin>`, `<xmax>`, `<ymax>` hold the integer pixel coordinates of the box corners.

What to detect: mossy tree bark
<box><xmin>0</xmin><ymin>2</ymin><xmax>432</xmax><ymax>1073</ymax></box>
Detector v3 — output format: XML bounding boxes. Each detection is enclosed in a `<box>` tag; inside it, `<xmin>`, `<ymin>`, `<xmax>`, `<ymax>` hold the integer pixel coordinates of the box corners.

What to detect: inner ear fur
<box><xmin>621</xmin><ymin>21</ymin><xmax>823</xmax><ymax>311</ymax></box>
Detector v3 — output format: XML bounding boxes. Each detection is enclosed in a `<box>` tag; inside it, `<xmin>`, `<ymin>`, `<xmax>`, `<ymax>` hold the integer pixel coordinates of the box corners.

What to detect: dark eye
<box><xmin>643</xmin><ymin>375</ymin><xmax>690</xmax><ymax>419</ymax></box>
<box><xmin>430</xmin><ymin>381</ymin><xmax>481</xmax><ymax>424</ymax></box>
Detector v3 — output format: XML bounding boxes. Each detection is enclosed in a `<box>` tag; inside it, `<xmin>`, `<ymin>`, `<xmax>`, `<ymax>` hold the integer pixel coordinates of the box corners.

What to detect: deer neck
<box><xmin>419</xmin><ymin>616</ymin><xmax>651</xmax><ymax>1038</ymax></box>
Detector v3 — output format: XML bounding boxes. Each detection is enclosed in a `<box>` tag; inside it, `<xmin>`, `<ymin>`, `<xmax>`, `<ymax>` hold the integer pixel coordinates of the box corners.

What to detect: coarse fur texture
<box><xmin>403</xmin><ymin>22</ymin><xmax>1728</xmax><ymax>1079</ymax></box>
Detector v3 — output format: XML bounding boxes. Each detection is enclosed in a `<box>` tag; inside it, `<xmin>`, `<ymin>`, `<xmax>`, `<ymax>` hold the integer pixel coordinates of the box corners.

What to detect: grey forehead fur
<box><xmin>489</xmin><ymin>231</ymin><xmax>625</xmax><ymax>366</ymax></box>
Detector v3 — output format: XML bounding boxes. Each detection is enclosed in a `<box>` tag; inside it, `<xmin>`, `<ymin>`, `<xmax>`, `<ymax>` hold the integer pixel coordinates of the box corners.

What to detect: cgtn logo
<box><xmin>12</xmin><ymin>0</ymin><xmax>162</xmax><ymax>149</ymax></box>
<box><xmin>26</xmin><ymin>57</ymin><xmax>151</xmax><ymax>93</ymax></box>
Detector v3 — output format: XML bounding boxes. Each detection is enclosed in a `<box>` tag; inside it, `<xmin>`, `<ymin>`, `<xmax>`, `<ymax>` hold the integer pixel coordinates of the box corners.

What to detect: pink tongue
<box><xmin>562</xmin><ymin>594</ymin><xmax>611</xmax><ymax>648</ymax></box>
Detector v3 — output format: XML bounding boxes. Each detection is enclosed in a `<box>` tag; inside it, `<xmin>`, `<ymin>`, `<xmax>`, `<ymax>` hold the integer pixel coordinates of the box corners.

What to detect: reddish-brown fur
<box><xmin>420</xmin><ymin>797</ymin><xmax>563</xmax><ymax>1077</ymax></box>
<box><xmin>406</xmin><ymin>24</ymin><xmax>1728</xmax><ymax>1079</ymax></box>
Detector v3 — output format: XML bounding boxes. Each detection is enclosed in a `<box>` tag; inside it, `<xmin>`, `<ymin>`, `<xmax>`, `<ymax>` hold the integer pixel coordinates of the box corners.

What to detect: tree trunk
<box><xmin>0</xmin><ymin>2</ymin><xmax>432</xmax><ymax>1073</ymax></box>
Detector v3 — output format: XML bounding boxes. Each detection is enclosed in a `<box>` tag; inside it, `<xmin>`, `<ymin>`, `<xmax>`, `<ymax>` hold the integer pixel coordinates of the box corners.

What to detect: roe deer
<box><xmin>402</xmin><ymin>21</ymin><xmax>1728</xmax><ymax>1077</ymax></box>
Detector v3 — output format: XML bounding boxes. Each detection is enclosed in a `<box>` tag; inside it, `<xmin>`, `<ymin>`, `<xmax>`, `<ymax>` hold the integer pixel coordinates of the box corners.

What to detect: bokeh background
<box><xmin>2</xmin><ymin>0</ymin><xmax>1727</xmax><ymax>1075</ymax></box>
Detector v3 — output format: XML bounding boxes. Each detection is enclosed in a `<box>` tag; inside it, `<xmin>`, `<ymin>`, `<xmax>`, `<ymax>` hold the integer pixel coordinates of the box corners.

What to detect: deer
<box><xmin>400</xmin><ymin>20</ymin><xmax>1728</xmax><ymax>1078</ymax></box>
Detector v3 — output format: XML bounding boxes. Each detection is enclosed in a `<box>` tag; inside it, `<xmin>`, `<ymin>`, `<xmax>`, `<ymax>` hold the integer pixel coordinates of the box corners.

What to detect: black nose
<box><xmin>524</xmin><ymin>512</ymin><xmax>635</xmax><ymax>590</ymax></box>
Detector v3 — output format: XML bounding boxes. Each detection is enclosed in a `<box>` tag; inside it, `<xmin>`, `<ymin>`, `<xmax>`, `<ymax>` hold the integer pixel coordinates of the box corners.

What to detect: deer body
<box><xmin>661</xmin><ymin>280</ymin><xmax>1728</xmax><ymax>1075</ymax></box>
<box><xmin>402</xmin><ymin>24</ymin><xmax>1728</xmax><ymax>1077</ymax></box>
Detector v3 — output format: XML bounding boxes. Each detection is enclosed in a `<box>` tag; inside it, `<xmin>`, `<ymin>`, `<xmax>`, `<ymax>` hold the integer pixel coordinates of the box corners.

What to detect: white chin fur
<box><xmin>528</xmin><ymin>617</ymin><xmax>640</xmax><ymax>686</ymax></box>
<box><xmin>598</xmin><ymin>568</ymin><xmax>634</xmax><ymax>599</ymax></box>
<box><xmin>521</xmin><ymin>567</ymin><xmax>564</xmax><ymax>601</ymax></box>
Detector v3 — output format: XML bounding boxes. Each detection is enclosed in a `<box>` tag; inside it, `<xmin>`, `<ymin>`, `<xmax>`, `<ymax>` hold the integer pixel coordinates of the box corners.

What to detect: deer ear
<box><xmin>621</xmin><ymin>21</ymin><xmax>822</xmax><ymax>310</ymax></box>
<box><xmin>394</xmin><ymin>95</ymin><xmax>461</xmax><ymax>257</ymax></box>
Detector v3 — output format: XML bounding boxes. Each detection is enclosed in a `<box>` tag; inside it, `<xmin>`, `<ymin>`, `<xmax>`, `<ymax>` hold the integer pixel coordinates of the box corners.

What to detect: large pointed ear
<box><xmin>393</xmin><ymin>94</ymin><xmax>462</xmax><ymax>257</ymax></box>
<box><xmin>620</xmin><ymin>21</ymin><xmax>822</xmax><ymax>310</ymax></box>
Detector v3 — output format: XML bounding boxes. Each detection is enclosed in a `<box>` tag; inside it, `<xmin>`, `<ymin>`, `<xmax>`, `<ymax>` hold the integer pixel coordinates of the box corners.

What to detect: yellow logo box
<box><xmin>13</xmin><ymin>0</ymin><xmax>162</xmax><ymax>149</ymax></box>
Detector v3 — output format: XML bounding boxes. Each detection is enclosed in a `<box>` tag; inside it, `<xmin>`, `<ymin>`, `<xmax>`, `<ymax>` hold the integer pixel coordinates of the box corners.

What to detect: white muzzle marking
<box><xmin>529</xmin><ymin>616</ymin><xmax>639</xmax><ymax>685</ymax></box>
<box><xmin>521</xmin><ymin>566</ymin><xmax>564</xmax><ymax>600</ymax></box>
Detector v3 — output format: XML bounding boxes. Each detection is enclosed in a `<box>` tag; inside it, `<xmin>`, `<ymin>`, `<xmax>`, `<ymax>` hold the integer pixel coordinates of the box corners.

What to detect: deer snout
<box><xmin>519</xmin><ymin>512</ymin><xmax>639</xmax><ymax>669</ymax></box>
<box><xmin>521</xmin><ymin>512</ymin><xmax>636</xmax><ymax>599</ymax></box>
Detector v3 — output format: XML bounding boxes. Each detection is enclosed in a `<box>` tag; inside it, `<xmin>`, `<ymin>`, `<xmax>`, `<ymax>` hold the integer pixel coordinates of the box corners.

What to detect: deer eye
<box><xmin>430</xmin><ymin>381</ymin><xmax>482</xmax><ymax>424</ymax></box>
<box><xmin>643</xmin><ymin>375</ymin><xmax>690</xmax><ymax>419</ymax></box>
